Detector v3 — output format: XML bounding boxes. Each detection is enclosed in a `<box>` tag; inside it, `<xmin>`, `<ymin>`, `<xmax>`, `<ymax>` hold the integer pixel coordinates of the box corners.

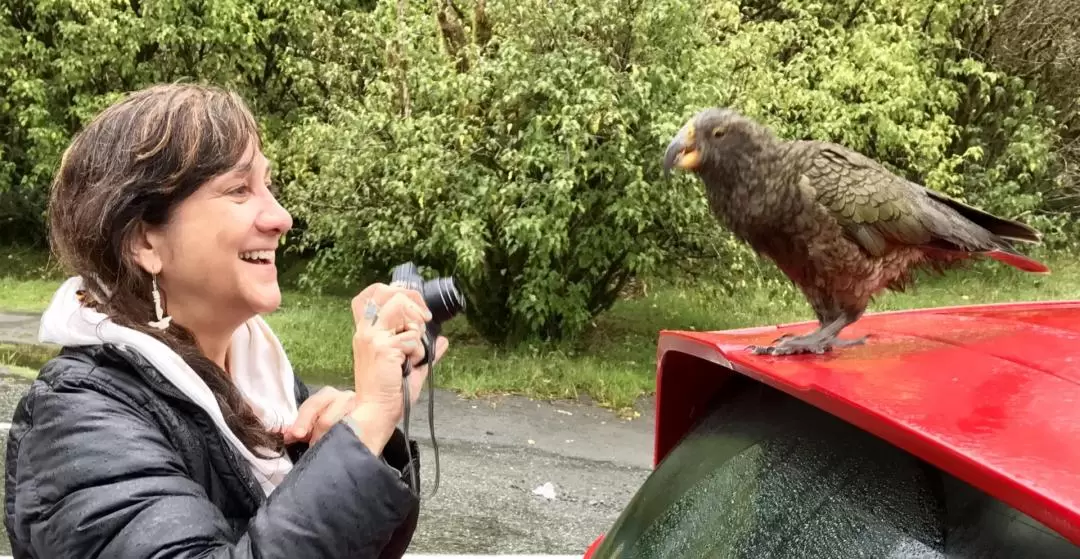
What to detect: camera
<box><xmin>390</xmin><ymin>261</ymin><xmax>466</xmax><ymax>366</ymax></box>
<box><xmin>389</xmin><ymin>261</ymin><xmax>465</xmax><ymax>497</ymax></box>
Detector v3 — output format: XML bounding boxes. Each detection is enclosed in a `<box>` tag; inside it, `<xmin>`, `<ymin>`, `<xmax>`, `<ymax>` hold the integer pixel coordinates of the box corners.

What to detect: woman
<box><xmin>3</xmin><ymin>83</ymin><xmax>447</xmax><ymax>558</ymax></box>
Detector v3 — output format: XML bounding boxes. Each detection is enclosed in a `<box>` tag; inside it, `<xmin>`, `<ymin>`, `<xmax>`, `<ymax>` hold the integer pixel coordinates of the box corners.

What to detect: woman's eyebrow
<box><xmin>228</xmin><ymin>150</ymin><xmax>260</xmax><ymax>177</ymax></box>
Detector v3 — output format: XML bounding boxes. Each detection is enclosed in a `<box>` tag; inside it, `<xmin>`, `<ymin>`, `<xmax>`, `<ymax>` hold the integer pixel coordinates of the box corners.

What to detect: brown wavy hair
<box><xmin>47</xmin><ymin>83</ymin><xmax>284</xmax><ymax>457</ymax></box>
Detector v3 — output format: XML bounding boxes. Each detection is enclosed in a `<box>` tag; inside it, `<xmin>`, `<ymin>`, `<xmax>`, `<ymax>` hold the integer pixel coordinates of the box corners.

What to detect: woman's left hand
<box><xmin>283</xmin><ymin>386</ymin><xmax>358</xmax><ymax>445</ymax></box>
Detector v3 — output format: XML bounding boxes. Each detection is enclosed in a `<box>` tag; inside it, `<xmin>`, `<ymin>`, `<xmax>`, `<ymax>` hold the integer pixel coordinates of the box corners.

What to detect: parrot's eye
<box><xmin>712</xmin><ymin>126</ymin><xmax>726</xmax><ymax>138</ymax></box>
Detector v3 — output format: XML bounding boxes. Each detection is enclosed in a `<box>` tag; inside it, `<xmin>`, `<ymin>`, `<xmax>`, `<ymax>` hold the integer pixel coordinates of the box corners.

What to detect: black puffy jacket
<box><xmin>3</xmin><ymin>343</ymin><xmax>421</xmax><ymax>558</ymax></box>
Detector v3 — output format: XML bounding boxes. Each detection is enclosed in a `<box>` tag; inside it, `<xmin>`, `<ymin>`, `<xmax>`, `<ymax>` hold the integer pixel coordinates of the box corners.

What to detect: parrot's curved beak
<box><xmin>663</xmin><ymin>123</ymin><xmax>701</xmax><ymax>177</ymax></box>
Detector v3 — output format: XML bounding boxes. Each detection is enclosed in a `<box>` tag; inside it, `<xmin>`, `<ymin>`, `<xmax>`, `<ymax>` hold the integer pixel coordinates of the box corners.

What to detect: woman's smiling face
<box><xmin>136</xmin><ymin>137</ymin><xmax>293</xmax><ymax>336</ymax></box>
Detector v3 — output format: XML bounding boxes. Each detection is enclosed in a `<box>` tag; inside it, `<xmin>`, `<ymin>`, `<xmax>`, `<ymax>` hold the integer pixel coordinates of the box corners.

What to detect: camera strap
<box><xmin>400</xmin><ymin>334</ymin><xmax>439</xmax><ymax>498</ymax></box>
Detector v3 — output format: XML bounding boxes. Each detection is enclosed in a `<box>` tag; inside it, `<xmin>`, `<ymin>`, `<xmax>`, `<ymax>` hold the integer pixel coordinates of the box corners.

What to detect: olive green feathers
<box><xmin>663</xmin><ymin>107</ymin><xmax>1048</xmax><ymax>355</ymax></box>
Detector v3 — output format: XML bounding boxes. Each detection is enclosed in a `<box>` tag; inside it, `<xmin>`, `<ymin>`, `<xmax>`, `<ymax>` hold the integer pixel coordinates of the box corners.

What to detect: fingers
<box><xmin>371</xmin><ymin>292</ymin><xmax>431</xmax><ymax>334</ymax></box>
<box><xmin>404</xmin><ymin>330</ymin><xmax>446</xmax><ymax>367</ymax></box>
<box><xmin>309</xmin><ymin>392</ymin><xmax>357</xmax><ymax>443</ymax></box>
<box><xmin>348</xmin><ymin>281</ymin><xmax>452</xmax><ymax>424</ymax></box>
<box><xmin>351</xmin><ymin>284</ymin><xmax>430</xmax><ymax>329</ymax></box>
<box><xmin>389</xmin><ymin>327</ymin><xmax>424</xmax><ymax>360</ymax></box>
<box><xmin>433</xmin><ymin>335</ymin><xmax>449</xmax><ymax>362</ymax></box>
<box><xmin>351</xmin><ymin>327</ymin><xmax>424</xmax><ymax>404</ymax></box>
<box><xmin>285</xmin><ymin>387</ymin><xmax>352</xmax><ymax>444</ymax></box>
<box><xmin>405</xmin><ymin>336</ymin><xmax>449</xmax><ymax>403</ymax></box>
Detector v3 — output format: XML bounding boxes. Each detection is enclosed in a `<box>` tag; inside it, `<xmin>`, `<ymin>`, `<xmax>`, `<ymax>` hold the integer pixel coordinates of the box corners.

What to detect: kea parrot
<box><xmin>663</xmin><ymin>107</ymin><xmax>1049</xmax><ymax>356</ymax></box>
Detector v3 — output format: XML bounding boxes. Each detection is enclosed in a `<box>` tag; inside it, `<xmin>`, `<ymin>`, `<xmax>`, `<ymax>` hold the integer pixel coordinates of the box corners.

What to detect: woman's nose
<box><xmin>257</xmin><ymin>195</ymin><xmax>293</xmax><ymax>235</ymax></box>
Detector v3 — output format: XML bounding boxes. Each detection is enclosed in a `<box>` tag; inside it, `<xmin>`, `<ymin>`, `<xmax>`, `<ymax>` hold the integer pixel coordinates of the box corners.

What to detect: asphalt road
<box><xmin>0</xmin><ymin>366</ymin><xmax>654</xmax><ymax>554</ymax></box>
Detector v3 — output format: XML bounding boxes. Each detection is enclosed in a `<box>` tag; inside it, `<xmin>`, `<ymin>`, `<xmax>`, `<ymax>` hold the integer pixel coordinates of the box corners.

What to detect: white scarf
<box><xmin>38</xmin><ymin>276</ymin><xmax>299</xmax><ymax>496</ymax></box>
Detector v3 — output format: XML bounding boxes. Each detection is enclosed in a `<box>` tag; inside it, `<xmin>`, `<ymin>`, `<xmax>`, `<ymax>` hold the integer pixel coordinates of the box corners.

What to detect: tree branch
<box><xmin>395</xmin><ymin>0</ymin><xmax>411</xmax><ymax>118</ymax></box>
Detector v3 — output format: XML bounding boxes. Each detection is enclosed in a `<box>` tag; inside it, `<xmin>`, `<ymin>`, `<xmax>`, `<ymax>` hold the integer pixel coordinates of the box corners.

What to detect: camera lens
<box><xmin>423</xmin><ymin>277</ymin><xmax>465</xmax><ymax>324</ymax></box>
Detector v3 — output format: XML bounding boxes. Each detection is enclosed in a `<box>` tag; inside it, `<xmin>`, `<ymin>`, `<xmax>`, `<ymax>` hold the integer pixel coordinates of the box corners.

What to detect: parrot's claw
<box><xmin>748</xmin><ymin>334</ymin><xmax>869</xmax><ymax>356</ymax></box>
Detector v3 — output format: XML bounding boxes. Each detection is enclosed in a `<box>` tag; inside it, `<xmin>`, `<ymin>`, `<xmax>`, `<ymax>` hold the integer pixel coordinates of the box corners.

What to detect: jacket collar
<box><xmin>78</xmin><ymin>343</ymin><xmax>270</xmax><ymax>506</ymax></box>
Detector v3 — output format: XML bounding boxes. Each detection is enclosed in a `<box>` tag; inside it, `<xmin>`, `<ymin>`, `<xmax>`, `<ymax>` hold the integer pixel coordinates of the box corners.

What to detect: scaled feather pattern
<box><xmin>663</xmin><ymin>107</ymin><xmax>1049</xmax><ymax>356</ymax></box>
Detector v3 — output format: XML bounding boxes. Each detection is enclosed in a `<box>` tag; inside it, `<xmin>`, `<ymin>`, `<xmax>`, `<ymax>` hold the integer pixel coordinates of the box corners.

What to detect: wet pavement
<box><xmin>0</xmin><ymin>312</ymin><xmax>41</xmax><ymax>346</ymax></box>
<box><xmin>0</xmin><ymin>315</ymin><xmax>655</xmax><ymax>554</ymax></box>
<box><xmin>403</xmin><ymin>387</ymin><xmax>653</xmax><ymax>553</ymax></box>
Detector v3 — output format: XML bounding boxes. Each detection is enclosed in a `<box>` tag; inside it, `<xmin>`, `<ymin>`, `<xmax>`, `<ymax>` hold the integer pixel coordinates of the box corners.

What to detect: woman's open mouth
<box><xmin>239</xmin><ymin>250</ymin><xmax>274</xmax><ymax>265</ymax></box>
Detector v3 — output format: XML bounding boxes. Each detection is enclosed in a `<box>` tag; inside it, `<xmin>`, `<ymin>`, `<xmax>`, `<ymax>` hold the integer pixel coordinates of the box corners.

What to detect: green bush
<box><xmin>279</xmin><ymin>0</ymin><xmax>1072</xmax><ymax>344</ymax></box>
<box><xmin>0</xmin><ymin>0</ymin><xmax>347</xmax><ymax>242</ymax></box>
<box><xmin>0</xmin><ymin>0</ymin><xmax>1073</xmax><ymax>345</ymax></box>
<box><xmin>275</xmin><ymin>0</ymin><xmax>714</xmax><ymax>344</ymax></box>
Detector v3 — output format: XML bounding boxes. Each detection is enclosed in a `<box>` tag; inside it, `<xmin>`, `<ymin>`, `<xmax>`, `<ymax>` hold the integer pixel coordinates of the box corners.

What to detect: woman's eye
<box><xmin>228</xmin><ymin>184</ymin><xmax>251</xmax><ymax>196</ymax></box>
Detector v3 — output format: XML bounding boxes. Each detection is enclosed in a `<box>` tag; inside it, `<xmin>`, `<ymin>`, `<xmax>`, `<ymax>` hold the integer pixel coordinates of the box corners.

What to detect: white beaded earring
<box><xmin>149</xmin><ymin>274</ymin><xmax>172</xmax><ymax>330</ymax></box>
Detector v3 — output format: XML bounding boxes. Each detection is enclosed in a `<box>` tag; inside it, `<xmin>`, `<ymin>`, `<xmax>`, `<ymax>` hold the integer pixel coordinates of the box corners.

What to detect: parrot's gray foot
<box><xmin>749</xmin><ymin>338</ymin><xmax>830</xmax><ymax>356</ymax></box>
<box><xmin>830</xmin><ymin>335</ymin><xmax>869</xmax><ymax>348</ymax></box>
<box><xmin>749</xmin><ymin>334</ymin><xmax>869</xmax><ymax>356</ymax></box>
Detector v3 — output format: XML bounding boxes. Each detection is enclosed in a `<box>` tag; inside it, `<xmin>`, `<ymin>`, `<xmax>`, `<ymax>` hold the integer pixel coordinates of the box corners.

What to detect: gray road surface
<box><xmin>0</xmin><ymin>361</ymin><xmax>654</xmax><ymax>554</ymax></box>
<box><xmin>0</xmin><ymin>313</ymin><xmax>40</xmax><ymax>346</ymax></box>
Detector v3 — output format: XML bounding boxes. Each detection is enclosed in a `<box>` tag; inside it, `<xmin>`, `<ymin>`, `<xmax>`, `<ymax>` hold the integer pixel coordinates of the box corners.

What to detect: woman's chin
<box><xmin>242</xmin><ymin>283</ymin><xmax>283</xmax><ymax>315</ymax></box>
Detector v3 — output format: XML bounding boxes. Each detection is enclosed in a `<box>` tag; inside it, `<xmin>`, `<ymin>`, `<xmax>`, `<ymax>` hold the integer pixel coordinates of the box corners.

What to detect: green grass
<box><xmin>0</xmin><ymin>245</ymin><xmax>66</xmax><ymax>312</ymax></box>
<box><xmin>0</xmin><ymin>360</ymin><xmax>42</xmax><ymax>381</ymax></box>
<box><xmin>0</xmin><ymin>343</ymin><xmax>58</xmax><ymax>372</ymax></box>
<box><xmin>3</xmin><ymin>243</ymin><xmax>1080</xmax><ymax>412</ymax></box>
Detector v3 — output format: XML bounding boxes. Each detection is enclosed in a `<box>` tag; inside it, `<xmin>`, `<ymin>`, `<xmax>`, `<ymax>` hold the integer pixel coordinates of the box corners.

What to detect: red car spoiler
<box><xmin>653</xmin><ymin>300</ymin><xmax>1080</xmax><ymax>546</ymax></box>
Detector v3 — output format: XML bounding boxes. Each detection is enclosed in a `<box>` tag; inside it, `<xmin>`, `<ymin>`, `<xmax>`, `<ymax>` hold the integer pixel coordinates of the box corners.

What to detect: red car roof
<box><xmin>656</xmin><ymin>300</ymin><xmax>1080</xmax><ymax>546</ymax></box>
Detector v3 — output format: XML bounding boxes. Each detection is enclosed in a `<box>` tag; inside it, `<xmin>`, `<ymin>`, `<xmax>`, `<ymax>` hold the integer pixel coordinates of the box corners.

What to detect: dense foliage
<box><xmin>1</xmin><ymin>0</ymin><xmax>1075</xmax><ymax>344</ymax></box>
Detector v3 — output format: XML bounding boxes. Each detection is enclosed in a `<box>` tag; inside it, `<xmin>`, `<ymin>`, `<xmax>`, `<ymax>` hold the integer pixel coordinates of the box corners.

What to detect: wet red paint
<box><xmin>653</xmin><ymin>300</ymin><xmax>1080</xmax><ymax>547</ymax></box>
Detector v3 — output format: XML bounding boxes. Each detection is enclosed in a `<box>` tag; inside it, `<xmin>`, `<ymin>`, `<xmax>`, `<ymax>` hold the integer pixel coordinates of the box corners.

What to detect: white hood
<box><xmin>39</xmin><ymin>276</ymin><xmax>299</xmax><ymax>496</ymax></box>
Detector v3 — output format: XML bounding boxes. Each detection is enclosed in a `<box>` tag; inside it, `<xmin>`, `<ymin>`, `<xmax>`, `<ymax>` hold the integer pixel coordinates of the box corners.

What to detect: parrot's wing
<box><xmin>801</xmin><ymin>141</ymin><xmax>1043</xmax><ymax>259</ymax></box>
<box><xmin>800</xmin><ymin>142</ymin><xmax>943</xmax><ymax>257</ymax></box>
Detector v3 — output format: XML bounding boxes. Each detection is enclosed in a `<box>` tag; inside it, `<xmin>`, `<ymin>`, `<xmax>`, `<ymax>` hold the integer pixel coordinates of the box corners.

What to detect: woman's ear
<box><xmin>129</xmin><ymin>221</ymin><xmax>164</xmax><ymax>275</ymax></box>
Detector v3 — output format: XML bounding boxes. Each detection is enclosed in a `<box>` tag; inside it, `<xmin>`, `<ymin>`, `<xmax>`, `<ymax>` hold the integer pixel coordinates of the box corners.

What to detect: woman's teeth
<box><xmin>240</xmin><ymin>250</ymin><xmax>274</xmax><ymax>263</ymax></box>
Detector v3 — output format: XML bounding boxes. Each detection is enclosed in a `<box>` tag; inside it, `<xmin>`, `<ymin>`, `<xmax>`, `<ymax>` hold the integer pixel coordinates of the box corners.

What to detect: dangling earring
<box><xmin>149</xmin><ymin>274</ymin><xmax>172</xmax><ymax>330</ymax></box>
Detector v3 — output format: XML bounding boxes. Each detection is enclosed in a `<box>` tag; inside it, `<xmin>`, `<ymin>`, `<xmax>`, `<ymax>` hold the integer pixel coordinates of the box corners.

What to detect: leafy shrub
<box><xmin>276</xmin><ymin>0</ymin><xmax>713</xmax><ymax>344</ymax></box>
<box><xmin>0</xmin><ymin>0</ymin><xmax>1073</xmax><ymax>345</ymax></box>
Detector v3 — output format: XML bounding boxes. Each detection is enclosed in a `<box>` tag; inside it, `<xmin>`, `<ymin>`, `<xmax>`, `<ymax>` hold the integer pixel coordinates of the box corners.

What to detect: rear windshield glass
<box><xmin>593</xmin><ymin>376</ymin><xmax>1080</xmax><ymax>559</ymax></box>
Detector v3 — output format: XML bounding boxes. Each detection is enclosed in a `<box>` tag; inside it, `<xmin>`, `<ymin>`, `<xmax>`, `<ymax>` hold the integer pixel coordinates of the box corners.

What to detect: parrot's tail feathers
<box><xmin>926</xmin><ymin>190</ymin><xmax>1042</xmax><ymax>244</ymax></box>
<box><xmin>986</xmin><ymin>249</ymin><xmax>1051</xmax><ymax>274</ymax></box>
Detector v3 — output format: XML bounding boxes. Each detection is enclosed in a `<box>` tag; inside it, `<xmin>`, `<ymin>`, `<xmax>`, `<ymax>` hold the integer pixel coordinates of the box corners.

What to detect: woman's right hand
<box><xmin>346</xmin><ymin>283</ymin><xmax>434</xmax><ymax>455</ymax></box>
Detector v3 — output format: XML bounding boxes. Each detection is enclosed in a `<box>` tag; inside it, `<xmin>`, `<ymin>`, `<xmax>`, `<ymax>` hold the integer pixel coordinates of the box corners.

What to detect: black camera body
<box><xmin>390</xmin><ymin>262</ymin><xmax>466</xmax><ymax>367</ymax></box>
<box><xmin>389</xmin><ymin>262</ymin><xmax>464</xmax><ymax>496</ymax></box>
